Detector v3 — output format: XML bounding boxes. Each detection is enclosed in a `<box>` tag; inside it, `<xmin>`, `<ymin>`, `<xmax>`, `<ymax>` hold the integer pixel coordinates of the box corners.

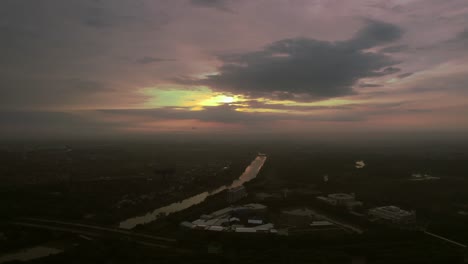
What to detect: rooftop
<box><xmin>370</xmin><ymin>206</ymin><xmax>413</xmax><ymax>216</ymax></box>
<box><xmin>328</xmin><ymin>193</ymin><xmax>354</xmax><ymax>199</ymax></box>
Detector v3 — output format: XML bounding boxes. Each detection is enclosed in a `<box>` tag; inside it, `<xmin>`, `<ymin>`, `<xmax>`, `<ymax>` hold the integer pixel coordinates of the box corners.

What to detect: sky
<box><xmin>1</xmin><ymin>0</ymin><xmax>468</xmax><ymax>140</ymax></box>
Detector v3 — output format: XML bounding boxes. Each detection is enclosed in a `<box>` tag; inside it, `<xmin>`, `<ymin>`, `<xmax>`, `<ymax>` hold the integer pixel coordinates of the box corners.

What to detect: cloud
<box><xmin>455</xmin><ymin>28</ymin><xmax>468</xmax><ymax>42</ymax></box>
<box><xmin>398</xmin><ymin>72</ymin><xmax>414</xmax><ymax>79</ymax></box>
<box><xmin>190</xmin><ymin>0</ymin><xmax>232</xmax><ymax>12</ymax></box>
<box><xmin>0</xmin><ymin>78</ymin><xmax>114</xmax><ymax>109</ymax></box>
<box><xmin>360</xmin><ymin>83</ymin><xmax>382</xmax><ymax>88</ymax></box>
<box><xmin>182</xmin><ymin>20</ymin><xmax>402</xmax><ymax>101</ymax></box>
<box><xmin>346</xmin><ymin>19</ymin><xmax>403</xmax><ymax>50</ymax></box>
<box><xmin>409</xmin><ymin>73</ymin><xmax>468</xmax><ymax>94</ymax></box>
<box><xmin>376</xmin><ymin>66</ymin><xmax>401</xmax><ymax>75</ymax></box>
<box><xmin>98</xmin><ymin>104</ymin><xmax>366</xmax><ymax>124</ymax></box>
<box><xmin>81</xmin><ymin>4</ymin><xmax>168</xmax><ymax>30</ymax></box>
<box><xmin>0</xmin><ymin>110</ymin><xmax>123</xmax><ymax>139</ymax></box>
<box><xmin>380</xmin><ymin>44</ymin><xmax>408</xmax><ymax>53</ymax></box>
<box><xmin>136</xmin><ymin>56</ymin><xmax>176</xmax><ymax>64</ymax></box>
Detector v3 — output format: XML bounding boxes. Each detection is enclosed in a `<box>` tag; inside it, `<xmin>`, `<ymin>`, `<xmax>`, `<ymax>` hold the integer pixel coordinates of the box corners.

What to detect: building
<box><xmin>281</xmin><ymin>208</ymin><xmax>315</xmax><ymax>226</ymax></box>
<box><xmin>327</xmin><ymin>193</ymin><xmax>356</xmax><ymax>206</ymax></box>
<box><xmin>235</xmin><ymin>227</ymin><xmax>257</xmax><ymax>233</ymax></box>
<box><xmin>368</xmin><ymin>206</ymin><xmax>416</xmax><ymax>224</ymax></box>
<box><xmin>183</xmin><ymin>203</ymin><xmax>274</xmax><ymax>234</ymax></box>
<box><xmin>180</xmin><ymin>221</ymin><xmax>194</xmax><ymax>229</ymax></box>
<box><xmin>207</xmin><ymin>226</ymin><xmax>225</xmax><ymax>231</ymax></box>
<box><xmin>317</xmin><ymin>193</ymin><xmax>363</xmax><ymax>210</ymax></box>
<box><xmin>310</xmin><ymin>221</ymin><xmax>334</xmax><ymax>227</ymax></box>
<box><xmin>253</xmin><ymin>223</ymin><xmax>274</xmax><ymax>232</ymax></box>
<box><xmin>247</xmin><ymin>219</ymin><xmax>263</xmax><ymax>225</ymax></box>
<box><xmin>227</xmin><ymin>185</ymin><xmax>247</xmax><ymax>203</ymax></box>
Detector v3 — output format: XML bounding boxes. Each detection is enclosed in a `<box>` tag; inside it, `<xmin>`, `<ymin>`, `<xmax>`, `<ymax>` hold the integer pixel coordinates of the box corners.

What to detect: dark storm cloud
<box><xmin>186</xmin><ymin>20</ymin><xmax>402</xmax><ymax>101</ymax></box>
<box><xmin>346</xmin><ymin>19</ymin><xmax>403</xmax><ymax>50</ymax></box>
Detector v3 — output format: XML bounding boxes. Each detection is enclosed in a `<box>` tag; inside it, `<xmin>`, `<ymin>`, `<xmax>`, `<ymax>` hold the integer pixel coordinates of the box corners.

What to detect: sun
<box><xmin>199</xmin><ymin>94</ymin><xmax>240</xmax><ymax>106</ymax></box>
<box><xmin>219</xmin><ymin>95</ymin><xmax>235</xmax><ymax>103</ymax></box>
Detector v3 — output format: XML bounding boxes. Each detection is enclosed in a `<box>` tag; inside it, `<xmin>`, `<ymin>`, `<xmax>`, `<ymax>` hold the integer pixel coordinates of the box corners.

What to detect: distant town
<box><xmin>1</xmin><ymin>142</ymin><xmax>468</xmax><ymax>263</ymax></box>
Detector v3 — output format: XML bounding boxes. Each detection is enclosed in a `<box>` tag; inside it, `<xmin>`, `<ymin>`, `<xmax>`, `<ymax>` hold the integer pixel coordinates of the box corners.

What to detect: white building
<box><xmin>368</xmin><ymin>206</ymin><xmax>416</xmax><ymax>224</ymax></box>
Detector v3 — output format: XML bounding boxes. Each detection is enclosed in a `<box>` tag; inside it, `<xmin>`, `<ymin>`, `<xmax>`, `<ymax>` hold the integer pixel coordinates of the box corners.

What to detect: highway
<box><xmin>309</xmin><ymin>209</ymin><xmax>364</xmax><ymax>234</ymax></box>
<box><xmin>424</xmin><ymin>231</ymin><xmax>467</xmax><ymax>248</ymax></box>
<box><xmin>9</xmin><ymin>218</ymin><xmax>179</xmax><ymax>250</ymax></box>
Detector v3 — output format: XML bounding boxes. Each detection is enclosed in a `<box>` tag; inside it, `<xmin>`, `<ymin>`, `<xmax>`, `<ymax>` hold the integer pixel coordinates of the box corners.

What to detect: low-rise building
<box><xmin>227</xmin><ymin>185</ymin><xmax>247</xmax><ymax>203</ymax></box>
<box><xmin>207</xmin><ymin>226</ymin><xmax>225</xmax><ymax>231</ymax></box>
<box><xmin>253</xmin><ymin>223</ymin><xmax>274</xmax><ymax>232</ymax></box>
<box><xmin>247</xmin><ymin>219</ymin><xmax>263</xmax><ymax>225</ymax></box>
<box><xmin>235</xmin><ymin>227</ymin><xmax>257</xmax><ymax>233</ymax></box>
<box><xmin>180</xmin><ymin>221</ymin><xmax>194</xmax><ymax>229</ymax></box>
<box><xmin>317</xmin><ymin>193</ymin><xmax>363</xmax><ymax>210</ymax></box>
<box><xmin>310</xmin><ymin>221</ymin><xmax>334</xmax><ymax>227</ymax></box>
<box><xmin>368</xmin><ymin>206</ymin><xmax>416</xmax><ymax>224</ymax></box>
<box><xmin>281</xmin><ymin>208</ymin><xmax>315</xmax><ymax>226</ymax></box>
<box><xmin>183</xmin><ymin>203</ymin><xmax>275</xmax><ymax>234</ymax></box>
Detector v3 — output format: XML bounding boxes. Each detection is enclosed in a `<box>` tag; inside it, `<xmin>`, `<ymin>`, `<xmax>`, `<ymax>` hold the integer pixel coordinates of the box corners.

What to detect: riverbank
<box><xmin>119</xmin><ymin>155</ymin><xmax>267</xmax><ymax>229</ymax></box>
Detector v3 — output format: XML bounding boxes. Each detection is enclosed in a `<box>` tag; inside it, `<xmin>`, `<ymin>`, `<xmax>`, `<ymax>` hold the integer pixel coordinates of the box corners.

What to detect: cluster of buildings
<box><xmin>317</xmin><ymin>193</ymin><xmax>363</xmax><ymax>211</ymax></box>
<box><xmin>317</xmin><ymin>193</ymin><xmax>417</xmax><ymax>227</ymax></box>
<box><xmin>279</xmin><ymin>208</ymin><xmax>348</xmax><ymax>236</ymax></box>
<box><xmin>180</xmin><ymin>203</ymin><xmax>278</xmax><ymax>234</ymax></box>
<box><xmin>410</xmin><ymin>173</ymin><xmax>440</xmax><ymax>181</ymax></box>
<box><xmin>281</xmin><ymin>208</ymin><xmax>334</xmax><ymax>227</ymax></box>
<box><xmin>368</xmin><ymin>206</ymin><xmax>416</xmax><ymax>225</ymax></box>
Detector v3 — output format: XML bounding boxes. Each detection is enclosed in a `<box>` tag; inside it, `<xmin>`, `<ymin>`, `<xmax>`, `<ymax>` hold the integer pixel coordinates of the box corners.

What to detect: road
<box><xmin>9</xmin><ymin>218</ymin><xmax>179</xmax><ymax>250</ymax></box>
<box><xmin>309</xmin><ymin>209</ymin><xmax>364</xmax><ymax>234</ymax></box>
<box><xmin>424</xmin><ymin>231</ymin><xmax>467</xmax><ymax>248</ymax></box>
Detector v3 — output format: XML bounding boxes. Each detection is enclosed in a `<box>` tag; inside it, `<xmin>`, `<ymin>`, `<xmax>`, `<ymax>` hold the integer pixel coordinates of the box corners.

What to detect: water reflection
<box><xmin>119</xmin><ymin>155</ymin><xmax>267</xmax><ymax>229</ymax></box>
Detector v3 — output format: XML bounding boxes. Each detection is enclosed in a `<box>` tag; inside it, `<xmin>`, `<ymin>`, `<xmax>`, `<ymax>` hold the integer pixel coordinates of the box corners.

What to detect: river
<box><xmin>119</xmin><ymin>155</ymin><xmax>267</xmax><ymax>229</ymax></box>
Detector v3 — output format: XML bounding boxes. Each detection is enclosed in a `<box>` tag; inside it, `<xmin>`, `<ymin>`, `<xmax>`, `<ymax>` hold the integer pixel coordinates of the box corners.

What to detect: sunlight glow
<box><xmin>141</xmin><ymin>85</ymin><xmax>244</xmax><ymax>109</ymax></box>
<box><xmin>199</xmin><ymin>94</ymin><xmax>244</xmax><ymax>106</ymax></box>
